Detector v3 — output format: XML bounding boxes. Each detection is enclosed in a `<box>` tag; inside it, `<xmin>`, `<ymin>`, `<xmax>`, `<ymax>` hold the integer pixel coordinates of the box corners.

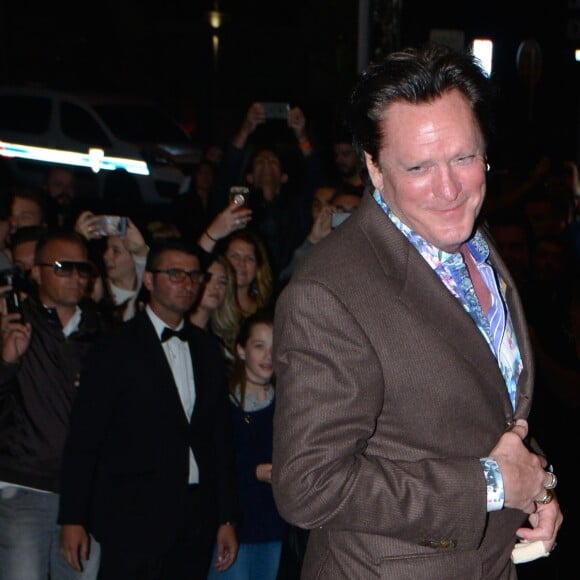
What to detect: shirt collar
<box><xmin>372</xmin><ymin>188</ymin><xmax>489</xmax><ymax>267</ymax></box>
<box><xmin>145</xmin><ymin>304</ymin><xmax>184</xmax><ymax>340</ymax></box>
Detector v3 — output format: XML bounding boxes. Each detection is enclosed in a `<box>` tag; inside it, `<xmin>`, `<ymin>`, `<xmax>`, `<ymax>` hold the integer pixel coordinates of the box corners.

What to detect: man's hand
<box><xmin>490</xmin><ymin>420</ymin><xmax>547</xmax><ymax>513</ymax></box>
<box><xmin>212</xmin><ymin>523</ymin><xmax>238</xmax><ymax>572</ymax></box>
<box><xmin>307</xmin><ymin>206</ymin><xmax>333</xmax><ymax>244</ymax></box>
<box><xmin>59</xmin><ymin>524</ymin><xmax>91</xmax><ymax>572</ymax></box>
<box><xmin>287</xmin><ymin>107</ymin><xmax>307</xmax><ymax>141</ymax></box>
<box><xmin>516</xmin><ymin>493</ymin><xmax>563</xmax><ymax>554</ymax></box>
<box><xmin>74</xmin><ymin>211</ymin><xmax>98</xmax><ymax>240</ymax></box>
<box><xmin>491</xmin><ymin>419</ymin><xmax>564</xmax><ymax>552</ymax></box>
<box><xmin>232</xmin><ymin>102</ymin><xmax>266</xmax><ymax>148</ymax></box>
<box><xmin>1</xmin><ymin>311</ymin><xmax>31</xmax><ymax>363</ymax></box>
<box><xmin>256</xmin><ymin>462</ymin><xmax>273</xmax><ymax>483</ymax></box>
<box><xmin>123</xmin><ymin>218</ymin><xmax>148</xmax><ymax>257</ymax></box>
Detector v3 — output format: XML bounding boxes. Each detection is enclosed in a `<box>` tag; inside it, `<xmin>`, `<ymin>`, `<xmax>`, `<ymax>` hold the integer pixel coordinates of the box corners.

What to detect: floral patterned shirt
<box><xmin>373</xmin><ymin>190</ymin><xmax>524</xmax><ymax>511</ymax></box>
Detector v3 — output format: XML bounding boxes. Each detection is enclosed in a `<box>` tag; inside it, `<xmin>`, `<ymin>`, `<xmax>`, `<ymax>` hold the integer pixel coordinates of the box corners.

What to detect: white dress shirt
<box><xmin>146</xmin><ymin>305</ymin><xmax>199</xmax><ymax>484</ymax></box>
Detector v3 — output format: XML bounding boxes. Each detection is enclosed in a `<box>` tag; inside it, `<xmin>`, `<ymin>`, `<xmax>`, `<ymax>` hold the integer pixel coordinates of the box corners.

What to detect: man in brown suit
<box><xmin>272</xmin><ymin>44</ymin><xmax>563</xmax><ymax>579</ymax></box>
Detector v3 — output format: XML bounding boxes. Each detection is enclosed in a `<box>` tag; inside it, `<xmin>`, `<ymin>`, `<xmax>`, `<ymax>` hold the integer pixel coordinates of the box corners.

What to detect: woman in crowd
<box><xmin>190</xmin><ymin>254</ymin><xmax>240</xmax><ymax>372</ymax></box>
<box><xmin>75</xmin><ymin>211</ymin><xmax>148</xmax><ymax>324</ymax></box>
<box><xmin>216</xmin><ymin>230</ymin><xmax>274</xmax><ymax>319</ymax></box>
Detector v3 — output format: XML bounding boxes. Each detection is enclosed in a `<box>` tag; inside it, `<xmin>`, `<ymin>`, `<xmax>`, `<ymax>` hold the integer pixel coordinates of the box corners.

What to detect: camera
<box><xmin>262</xmin><ymin>102</ymin><xmax>290</xmax><ymax>120</ymax></box>
<box><xmin>92</xmin><ymin>215</ymin><xmax>128</xmax><ymax>237</ymax></box>
<box><xmin>331</xmin><ymin>211</ymin><xmax>351</xmax><ymax>229</ymax></box>
<box><xmin>229</xmin><ymin>186</ymin><xmax>250</xmax><ymax>206</ymax></box>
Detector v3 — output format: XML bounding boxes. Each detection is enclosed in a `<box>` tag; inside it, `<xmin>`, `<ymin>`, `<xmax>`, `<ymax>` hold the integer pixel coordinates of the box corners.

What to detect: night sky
<box><xmin>0</xmin><ymin>0</ymin><xmax>578</xmax><ymax>164</ymax></box>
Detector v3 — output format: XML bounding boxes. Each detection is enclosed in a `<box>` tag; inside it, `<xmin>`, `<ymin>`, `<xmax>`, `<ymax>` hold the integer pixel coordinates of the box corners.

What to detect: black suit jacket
<box><xmin>58</xmin><ymin>311</ymin><xmax>239</xmax><ymax>553</ymax></box>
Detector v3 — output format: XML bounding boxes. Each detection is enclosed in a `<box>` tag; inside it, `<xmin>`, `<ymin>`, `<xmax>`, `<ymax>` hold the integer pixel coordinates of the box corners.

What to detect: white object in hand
<box><xmin>511</xmin><ymin>540</ymin><xmax>550</xmax><ymax>564</ymax></box>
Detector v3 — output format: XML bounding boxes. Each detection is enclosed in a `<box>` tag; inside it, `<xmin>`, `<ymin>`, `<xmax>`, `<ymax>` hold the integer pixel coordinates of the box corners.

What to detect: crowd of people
<box><xmin>0</xmin><ymin>43</ymin><xmax>578</xmax><ymax>580</ymax></box>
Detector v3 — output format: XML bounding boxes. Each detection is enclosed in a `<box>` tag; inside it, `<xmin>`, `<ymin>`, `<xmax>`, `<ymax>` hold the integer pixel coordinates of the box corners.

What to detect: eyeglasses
<box><xmin>150</xmin><ymin>269</ymin><xmax>207</xmax><ymax>284</ymax></box>
<box><xmin>37</xmin><ymin>261</ymin><xmax>94</xmax><ymax>278</ymax></box>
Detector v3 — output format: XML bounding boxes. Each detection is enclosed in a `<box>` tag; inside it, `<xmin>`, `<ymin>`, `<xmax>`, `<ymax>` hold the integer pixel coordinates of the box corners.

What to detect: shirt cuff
<box><xmin>480</xmin><ymin>457</ymin><xmax>504</xmax><ymax>512</ymax></box>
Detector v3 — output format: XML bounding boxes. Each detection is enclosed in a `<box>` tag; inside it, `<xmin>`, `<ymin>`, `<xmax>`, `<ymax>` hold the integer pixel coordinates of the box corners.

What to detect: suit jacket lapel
<box><xmin>137</xmin><ymin>313</ymin><xmax>192</xmax><ymax>428</ymax></box>
<box><xmin>356</xmin><ymin>195</ymin><xmax>518</xmax><ymax>412</ymax></box>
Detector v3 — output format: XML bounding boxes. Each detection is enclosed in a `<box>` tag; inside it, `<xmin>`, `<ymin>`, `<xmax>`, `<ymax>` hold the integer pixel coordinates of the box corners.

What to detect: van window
<box><xmin>60</xmin><ymin>102</ymin><xmax>112</xmax><ymax>148</ymax></box>
<box><xmin>0</xmin><ymin>95</ymin><xmax>51</xmax><ymax>134</ymax></box>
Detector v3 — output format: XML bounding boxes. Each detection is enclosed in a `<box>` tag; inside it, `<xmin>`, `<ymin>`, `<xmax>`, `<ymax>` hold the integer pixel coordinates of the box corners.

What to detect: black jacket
<box><xmin>0</xmin><ymin>298</ymin><xmax>105</xmax><ymax>492</ymax></box>
<box><xmin>58</xmin><ymin>312</ymin><xmax>240</xmax><ymax>553</ymax></box>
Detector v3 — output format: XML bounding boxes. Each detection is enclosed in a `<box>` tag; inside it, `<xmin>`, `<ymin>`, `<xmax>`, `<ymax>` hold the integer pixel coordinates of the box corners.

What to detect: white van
<box><xmin>0</xmin><ymin>87</ymin><xmax>200</xmax><ymax>206</ymax></box>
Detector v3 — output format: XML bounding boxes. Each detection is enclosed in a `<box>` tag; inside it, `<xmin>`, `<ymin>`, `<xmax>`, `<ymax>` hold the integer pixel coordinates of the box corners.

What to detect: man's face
<box><xmin>365</xmin><ymin>90</ymin><xmax>487</xmax><ymax>254</ymax></box>
<box><xmin>143</xmin><ymin>250</ymin><xmax>200</xmax><ymax>322</ymax></box>
<box><xmin>9</xmin><ymin>197</ymin><xmax>43</xmax><ymax>232</ymax></box>
<box><xmin>331</xmin><ymin>193</ymin><xmax>361</xmax><ymax>214</ymax></box>
<box><xmin>31</xmin><ymin>239</ymin><xmax>89</xmax><ymax>308</ymax></box>
<box><xmin>46</xmin><ymin>168</ymin><xmax>76</xmax><ymax>206</ymax></box>
<box><xmin>12</xmin><ymin>240</ymin><xmax>37</xmax><ymax>273</ymax></box>
<box><xmin>247</xmin><ymin>150</ymin><xmax>287</xmax><ymax>192</ymax></box>
<box><xmin>334</xmin><ymin>142</ymin><xmax>360</xmax><ymax>178</ymax></box>
<box><xmin>311</xmin><ymin>186</ymin><xmax>336</xmax><ymax>221</ymax></box>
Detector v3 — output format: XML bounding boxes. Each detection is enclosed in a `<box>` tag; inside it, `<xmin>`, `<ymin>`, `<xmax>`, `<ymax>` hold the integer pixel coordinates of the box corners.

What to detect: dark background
<box><xmin>0</xmin><ymin>0</ymin><xmax>578</xmax><ymax>169</ymax></box>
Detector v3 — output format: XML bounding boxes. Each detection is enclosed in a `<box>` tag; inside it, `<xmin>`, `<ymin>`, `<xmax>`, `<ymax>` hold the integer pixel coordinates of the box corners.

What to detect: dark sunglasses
<box><xmin>37</xmin><ymin>260</ymin><xmax>94</xmax><ymax>278</ymax></box>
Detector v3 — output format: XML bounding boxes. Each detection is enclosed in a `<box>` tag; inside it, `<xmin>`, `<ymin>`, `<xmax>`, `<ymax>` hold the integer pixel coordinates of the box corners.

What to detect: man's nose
<box><xmin>432</xmin><ymin>165</ymin><xmax>461</xmax><ymax>199</ymax></box>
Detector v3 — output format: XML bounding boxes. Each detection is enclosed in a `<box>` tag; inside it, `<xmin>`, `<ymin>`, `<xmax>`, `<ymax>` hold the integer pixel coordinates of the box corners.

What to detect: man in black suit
<box><xmin>58</xmin><ymin>238</ymin><xmax>239</xmax><ymax>580</ymax></box>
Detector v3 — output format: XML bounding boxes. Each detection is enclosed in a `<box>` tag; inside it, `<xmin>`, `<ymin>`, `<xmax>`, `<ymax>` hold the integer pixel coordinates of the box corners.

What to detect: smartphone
<box><xmin>4</xmin><ymin>289</ymin><xmax>22</xmax><ymax>318</ymax></box>
<box><xmin>0</xmin><ymin>270</ymin><xmax>22</xmax><ymax>319</ymax></box>
<box><xmin>92</xmin><ymin>215</ymin><xmax>128</xmax><ymax>237</ymax></box>
<box><xmin>262</xmin><ymin>102</ymin><xmax>290</xmax><ymax>120</ymax></box>
<box><xmin>331</xmin><ymin>211</ymin><xmax>351</xmax><ymax>229</ymax></box>
<box><xmin>229</xmin><ymin>186</ymin><xmax>250</xmax><ymax>206</ymax></box>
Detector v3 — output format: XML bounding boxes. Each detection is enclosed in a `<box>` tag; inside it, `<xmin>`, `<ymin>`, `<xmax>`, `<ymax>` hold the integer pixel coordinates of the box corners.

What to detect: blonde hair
<box><xmin>251</xmin><ymin>233</ymin><xmax>274</xmax><ymax>309</ymax></box>
<box><xmin>208</xmin><ymin>255</ymin><xmax>241</xmax><ymax>356</ymax></box>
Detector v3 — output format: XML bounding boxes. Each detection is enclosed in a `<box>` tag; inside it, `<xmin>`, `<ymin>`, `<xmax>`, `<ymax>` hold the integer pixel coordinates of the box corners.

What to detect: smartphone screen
<box><xmin>262</xmin><ymin>102</ymin><xmax>290</xmax><ymax>120</ymax></box>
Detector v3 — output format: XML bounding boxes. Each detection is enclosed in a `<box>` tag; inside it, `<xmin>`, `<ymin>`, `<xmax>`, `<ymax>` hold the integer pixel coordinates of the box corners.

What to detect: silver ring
<box><xmin>544</xmin><ymin>471</ymin><xmax>558</xmax><ymax>490</ymax></box>
<box><xmin>235</xmin><ymin>219</ymin><xmax>241</xmax><ymax>226</ymax></box>
<box><xmin>536</xmin><ymin>489</ymin><xmax>553</xmax><ymax>505</ymax></box>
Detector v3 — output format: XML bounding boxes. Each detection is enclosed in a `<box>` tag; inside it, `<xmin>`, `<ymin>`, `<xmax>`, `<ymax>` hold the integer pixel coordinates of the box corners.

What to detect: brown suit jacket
<box><xmin>272</xmin><ymin>192</ymin><xmax>534</xmax><ymax>579</ymax></box>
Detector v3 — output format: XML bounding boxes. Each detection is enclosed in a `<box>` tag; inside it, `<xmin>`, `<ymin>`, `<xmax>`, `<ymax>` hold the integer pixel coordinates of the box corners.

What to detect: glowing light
<box><xmin>0</xmin><ymin>141</ymin><xmax>149</xmax><ymax>175</ymax></box>
<box><xmin>208</xmin><ymin>10</ymin><xmax>223</xmax><ymax>29</ymax></box>
<box><xmin>472</xmin><ymin>39</ymin><xmax>493</xmax><ymax>77</ymax></box>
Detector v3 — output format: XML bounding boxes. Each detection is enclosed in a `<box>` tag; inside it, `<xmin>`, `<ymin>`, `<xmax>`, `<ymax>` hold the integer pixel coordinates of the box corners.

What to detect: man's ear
<box><xmin>281</xmin><ymin>172</ymin><xmax>288</xmax><ymax>184</ymax></box>
<box><xmin>364</xmin><ymin>152</ymin><xmax>384</xmax><ymax>192</ymax></box>
<box><xmin>142</xmin><ymin>271</ymin><xmax>154</xmax><ymax>292</ymax></box>
<box><xmin>246</xmin><ymin>173</ymin><xmax>254</xmax><ymax>185</ymax></box>
<box><xmin>31</xmin><ymin>265</ymin><xmax>41</xmax><ymax>286</ymax></box>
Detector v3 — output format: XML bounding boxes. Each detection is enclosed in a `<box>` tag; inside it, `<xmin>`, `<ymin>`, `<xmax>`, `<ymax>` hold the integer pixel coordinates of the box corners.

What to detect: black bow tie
<box><xmin>161</xmin><ymin>326</ymin><xmax>188</xmax><ymax>343</ymax></box>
